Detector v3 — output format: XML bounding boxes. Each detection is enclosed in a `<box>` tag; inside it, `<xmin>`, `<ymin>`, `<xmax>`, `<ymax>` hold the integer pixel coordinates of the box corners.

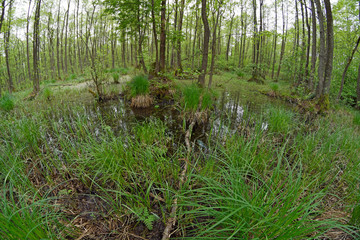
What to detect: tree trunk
<box><xmin>151</xmin><ymin>0</ymin><xmax>159</xmax><ymax>73</ymax></box>
<box><xmin>64</xmin><ymin>0</ymin><xmax>71</xmax><ymax>74</ymax></box>
<box><xmin>209</xmin><ymin>3</ymin><xmax>222</xmax><ymax>88</ymax></box>
<box><xmin>198</xmin><ymin>0</ymin><xmax>210</xmax><ymax>87</ymax></box>
<box><xmin>4</xmin><ymin>0</ymin><xmax>14</xmax><ymax>93</ymax></box>
<box><xmin>160</xmin><ymin>0</ymin><xmax>166</xmax><ymax>72</ymax></box>
<box><xmin>176</xmin><ymin>0</ymin><xmax>185</xmax><ymax>74</ymax></box>
<box><xmin>309</xmin><ymin>0</ymin><xmax>317</xmax><ymax>90</ymax></box>
<box><xmin>357</xmin><ymin>62</ymin><xmax>360</xmax><ymax>104</ymax></box>
<box><xmin>322</xmin><ymin>0</ymin><xmax>334</xmax><ymax>96</ymax></box>
<box><xmin>337</xmin><ymin>36</ymin><xmax>360</xmax><ymax>101</ymax></box>
<box><xmin>271</xmin><ymin>0</ymin><xmax>278</xmax><ymax>79</ymax></box>
<box><xmin>0</xmin><ymin>0</ymin><xmax>6</xmax><ymax>33</ymax></box>
<box><xmin>33</xmin><ymin>0</ymin><xmax>42</xmax><ymax>94</ymax></box>
<box><xmin>276</xmin><ymin>0</ymin><xmax>287</xmax><ymax>81</ymax></box>
<box><xmin>226</xmin><ymin>11</ymin><xmax>235</xmax><ymax>62</ymax></box>
<box><xmin>314</xmin><ymin>0</ymin><xmax>326</xmax><ymax>98</ymax></box>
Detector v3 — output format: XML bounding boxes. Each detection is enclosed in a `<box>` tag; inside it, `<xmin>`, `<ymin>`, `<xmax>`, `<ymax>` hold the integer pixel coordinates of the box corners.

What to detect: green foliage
<box><xmin>235</xmin><ymin>68</ymin><xmax>245</xmax><ymax>78</ymax></box>
<box><xmin>182</xmin><ymin>84</ymin><xmax>215</xmax><ymax>111</ymax></box>
<box><xmin>66</xmin><ymin>73</ymin><xmax>77</xmax><ymax>81</ymax></box>
<box><xmin>270</xmin><ymin>82</ymin><xmax>279</xmax><ymax>92</ymax></box>
<box><xmin>129</xmin><ymin>206</ymin><xmax>159</xmax><ymax>230</ymax></box>
<box><xmin>0</xmin><ymin>93</ymin><xmax>15</xmax><ymax>111</ymax></box>
<box><xmin>267</xmin><ymin>106</ymin><xmax>293</xmax><ymax>134</ymax></box>
<box><xmin>354</xmin><ymin>111</ymin><xmax>360</xmax><ymax>126</ymax></box>
<box><xmin>43</xmin><ymin>87</ymin><xmax>53</xmax><ymax>100</ymax></box>
<box><xmin>129</xmin><ymin>75</ymin><xmax>150</xmax><ymax>96</ymax></box>
<box><xmin>112</xmin><ymin>72</ymin><xmax>120</xmax><ymax>83</ymax></box>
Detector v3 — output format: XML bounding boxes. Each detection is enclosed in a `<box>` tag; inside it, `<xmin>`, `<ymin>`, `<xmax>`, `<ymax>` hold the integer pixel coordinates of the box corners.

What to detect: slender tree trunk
<box><xmin>314</xmin><ymin>0</ymin><xmax>326</xmax><ymax>98</ymax></box>
<box><xmin>56</xmin><ymin>0</ymin><xmax>61</xmax><ymax>79</ymax></box>
<box><xmin>151</xmin><ymin>0</ymin><xmax>159</xmax><ymax>73</ymax></box>
<box><xmin>176</xmin><ymin>0</ymin><xmax>185</xmax><ymax>74</ymax></box>
<box><xmin>26</xmin><ymin>0</ymin><xmax>32</xmax><ymax>82</ymax></box>
<box><xmin>4</xmin><ymin>0</ymin><xmax>14</xmax><ymax>93</ymax></box>
<box><xmin>357</xmin><ymin>62</ymin><xmax>360</xmax><ymax>104</ymax></box>
<box><xmin>322</xmin><ymin>0</ymin><xmax>334</xmax><ymax>96</ymax></box>
<box><xmin>192</xmin><ymin>8</ymin><xmax>199</xmax><ymax>69</ymax></box>
<box><xmin>0</xmin><ymin>0</ymin><xmax>6</xmax><ymax>33</ymax></box>
<box><xmin>276</xmin><ymin>0</ymin><xmax>287</xmax><ymax>81</ymax></box>
<box><xmin>64</xmin><ymin>0</ymin><xmax>71</xmax><ymax>74</ymax></box>
<box><xmin>160</xmin><ymin>0</ymin><xmax>166</xmax><ymax>72</ymax></box>
<box><xmin>226</xmin><ymin>11</ymin><xmax>235</xmax><ymax>62</ymax></box>
<box><xmin>198</xmin><ymin>0</ymin><xmax>210</xmax><ymax>87</ymax></box>
<box><xmin>33</xmin><ymin>0</ymin><xmax>42</xmax><ymax>94</ymax></box>
<box><xmin>209</xmin><ymin>3</ymin><xmax>221</xmax><ymax>88</ymax></box>
<box><xmin>337</xmin><ymin>36</ymin><xmax>360</xmax><ymax>101</ymax></box>
<box><xmin>309</xmin><ymin>0</ymin><xmax>317</xmax><ymax>90</ymax></box>
<box><xmin>271</xmin><ymin>0</ymin><xmax>278</xmax><ymax>79</ymax></box>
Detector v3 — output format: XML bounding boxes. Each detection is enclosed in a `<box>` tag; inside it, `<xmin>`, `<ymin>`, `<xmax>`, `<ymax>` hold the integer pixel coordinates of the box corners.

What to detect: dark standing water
<box><xmin>82</xmin><ymin>91</ymin><xmax>287</xmax><ymax>147</ymax></box>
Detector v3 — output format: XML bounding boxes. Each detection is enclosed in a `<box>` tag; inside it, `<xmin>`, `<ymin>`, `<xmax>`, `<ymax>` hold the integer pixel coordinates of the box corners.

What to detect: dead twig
<box><xmin>162</xmin><ymin>97</ymin><xmax>203</xmax><ymax>240</ymax></box>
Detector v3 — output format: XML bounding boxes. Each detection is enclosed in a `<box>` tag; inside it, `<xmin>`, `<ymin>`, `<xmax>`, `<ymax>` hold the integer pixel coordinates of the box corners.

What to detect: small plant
<box><xmin>43</xmin><ymin>87</ymin><xmax>53</xmax><ymax>101</ymax></box>
<box><xmin>129</xmin><ymin>75</ymin><xmax>150</xmax><ymax>97</ymax></box>
<box><xmin>270</xmin><ymin>83</ymin><xmax>279</xmax><ymax>92</ymax></box>
<box><xmin>0</xmin><ymin>93</ymin><xmax>15</xmax><ymax>111</ymax></box>
<box><xmin>66</xmin><ymin>73</ymin><xmax>77</xmax><ymax>81</ymax></box>
<box><xmin>130</xmin><ymin>206</ymin><xmax>159</xmax><ymax>230</ymax></box>
<box><xmin>112</xmin><ymin>72</ymin><xmax>120</xmax><ymax>84</ymax></box>
<box><xmin>354</xmin><ymin>111</ymin><xmax>360</xmax><ymax>126</ymax></box>
<box><xmin>235</xmin><ymin>68</ymin><xmax>245</xmax><ymax>78</ymax></box>
<box><xmin>119</xmin><ymin>67</ymin><xmax>129</xmax><ymax>75</ymax></box>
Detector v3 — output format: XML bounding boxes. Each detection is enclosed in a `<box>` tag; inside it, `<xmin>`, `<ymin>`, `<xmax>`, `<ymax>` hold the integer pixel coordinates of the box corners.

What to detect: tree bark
<box><xmin>33</xmin><ymin>0</ymin><xmax>42</xmax><ymax>94</ymax></box>
<box><xmin>357</xmin><ymin>62</ymin><xmax>360</xmax><ymax>104</ymax></box>
<box><xmin>151</xmin><ymin>0</ymin><xmax>159</xmax><ymax>73</ymax></box>
<box><xmin>271</xmin><ymin>0</ymin><xmax>278</xmax><ymax>79</ymax></box>
<box><xmin>314</xmin><ymin>0</ymin><xmax>326</xmax><ymax>98</ymax></box>
<box><xmin>209</xmin><ymin>2</ymin><xmax>222</xmax><ymax>88</ymax></box>
<box><xmin>309</xmin><ymin>0</ymin><xmax>317</xmax><ymax>90</ymax></box>
<box><xmin>4</xmin><ymin>0</ymin><xmax>14</xmax><ymax>93</ymax></box>
<box><xmin>226</xmin><ymin>11</ymin><xmax>235</xmax><ymax>62</ymax></box>
<box><xmin>176</xmin><ymin>0</ymin><xmax>185</xmax><ymax>74</ymax></box>
<box><xmin>198</xmin><ymin>0</ymin><xmax>210</xmax><ymax>87</ymax></box>
<box><xmin>337</xmin><ymin>36</ymin><xmax>360</xmax><ymax>101</ymax></box>
<box><xmin>160</xmin><ymin>0</ymin><xmax>166</xmax><ymax>72</ymax></box>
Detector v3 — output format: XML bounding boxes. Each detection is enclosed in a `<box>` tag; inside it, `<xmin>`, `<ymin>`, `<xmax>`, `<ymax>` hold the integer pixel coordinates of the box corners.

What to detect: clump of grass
<box><xmin>130</xmin><ymin>95</ymin><xmax>153</xmax><ymax>108</ymax></box>
<box><xmin>235</xmin><ymin>68</ymin><xmax>245</xmax><ymax>78</ymax></box>
<box><xmin>112</xmin><ymin>72</ymin><xmax>120</xmax><ymax>84</ymax></box>
<box><xmin>267</xmin><ymin>106</ymin><xmax>293</xmax><ymax>134</ymax></box>
<box><xmin>182</xmin><ymin>84</ymin><xmax>215</xmax><ymax>111</ymax></box>
<box><xmin>353</xmin><ymin>111</ymin><xmax>360</xmax><ymax>126</ymax></box>
<box><xmin>0</xmin><ymin>93</ymin><xmax>15</xmax><ymax>111</ymax></box>
<box><xmin>67</xmin><ymin>73</ymin><xmax>77</xmax><ymax>81</ymax></box>
<box><xmin>43</xmin><ymin>87</ymin><xmax>53</xmax><ymax>101</ymax></box>
<box><xmin>129</xmin><ymin>75</ymin><xmax>150</xmax><ymax>97</ymax></box>
<box><xmin>270</xmin><ymin>82</ymin><xmax>279</xmax><ymax>92</ymax></box>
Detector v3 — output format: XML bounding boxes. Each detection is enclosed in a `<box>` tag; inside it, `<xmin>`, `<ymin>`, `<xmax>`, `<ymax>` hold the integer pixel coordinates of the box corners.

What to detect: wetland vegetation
<box><xmin>1</xmin><ymin>0</ymin><xmax>360</xmax><ymax>239</ymax></box>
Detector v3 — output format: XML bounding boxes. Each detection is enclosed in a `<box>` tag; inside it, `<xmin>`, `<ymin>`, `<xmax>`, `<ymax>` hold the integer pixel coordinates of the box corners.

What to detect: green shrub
<box><xmin>112</xmin><ymin>72</ymin><xmax>120</xmax><ymax>83</ymax></box>
<box><xmin>43</xmin><ymin>87</ymin><xmax>53</xmax><ymax>100</ymax></box>
<box><xmin>0</xmin><ymin>93</ymin><xmax>15</xmax><ymax>111</ymax></box>
<box><xmin>270</xmin><ymin>83</ymin><xmax>279</xmax><ymax>92</ymax></box>
<box><xmin>119</xmin><ymin>67</ymin><xmax>129</xmax><ymax>75</ymax></box>
<box><xmin>354</xmin><ymin>111</ymin><xmax>360</xmax><ymax>126</ymax></box>
<box><xmin>129</xmin><ymin>75</ymin><xmax>150</xmax><ymax>96</ymax></box>
<box><xmin>182</xmin><ymin>84</ymin><xmax>215</xmax><ymax>111</ymax></box>
<box><xmin>235</xmin><ymin>68</ymin><xmax>245</xmax><ymax>78</ymax></box>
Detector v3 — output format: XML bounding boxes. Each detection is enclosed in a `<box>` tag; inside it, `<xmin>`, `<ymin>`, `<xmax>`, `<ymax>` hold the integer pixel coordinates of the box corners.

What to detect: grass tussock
<box><xmin>0</xmin><ymin>93</ymin><xmax>15</xmax><ymax>111</ymax></box>
<box><xmin>130</xmin><ymin>94</ymin><xmax>153</xmax><ymax>108</ymax></box>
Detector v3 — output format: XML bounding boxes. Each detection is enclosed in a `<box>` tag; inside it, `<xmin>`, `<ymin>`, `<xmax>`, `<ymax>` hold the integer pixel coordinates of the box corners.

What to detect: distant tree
<box><xmin>32</xmin><ymin>0</ymin><xmax>42</xmax><ymax>94</ymax></box>
<box><xmin>198</xmin><ymin>0</ymin><xmax>210</xmax><ymax>87</ymax></box>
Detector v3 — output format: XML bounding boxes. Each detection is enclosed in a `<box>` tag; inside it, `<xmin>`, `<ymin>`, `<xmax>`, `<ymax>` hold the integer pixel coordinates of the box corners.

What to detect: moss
<box><xmin>317</xmin><ymin>94</ymin><xmax>330</xmax><ymax>112</ymax></box>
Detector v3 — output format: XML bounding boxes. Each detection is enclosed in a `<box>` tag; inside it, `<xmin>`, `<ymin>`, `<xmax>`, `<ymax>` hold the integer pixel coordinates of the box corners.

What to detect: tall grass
<box><xmin>129</xmin><ymin>75</ymin><xmax>150</xmax><ymax>96</ymax></box>
<box><xmin>0</xmin><ymin>93</ymin><xmax>15</xmax><ymax>111</ymax></box>
<box><xmin>182</xmin><ymin>84</ymin><xmax>215</xmax><ymax>111</ymax></box>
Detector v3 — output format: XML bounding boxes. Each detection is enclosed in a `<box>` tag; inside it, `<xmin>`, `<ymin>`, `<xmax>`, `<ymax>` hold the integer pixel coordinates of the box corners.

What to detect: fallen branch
<box><xmin>162</xmin><ymin>97</ymin><xmax>202</xmax><ymax>240</ymax></box>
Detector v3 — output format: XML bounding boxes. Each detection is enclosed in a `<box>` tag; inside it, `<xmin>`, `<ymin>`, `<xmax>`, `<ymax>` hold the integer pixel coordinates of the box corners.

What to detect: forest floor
<box><xmin>1</xmin><ymin>70</ymin><xmax>360</xmax><ymax>240</ymax></box>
